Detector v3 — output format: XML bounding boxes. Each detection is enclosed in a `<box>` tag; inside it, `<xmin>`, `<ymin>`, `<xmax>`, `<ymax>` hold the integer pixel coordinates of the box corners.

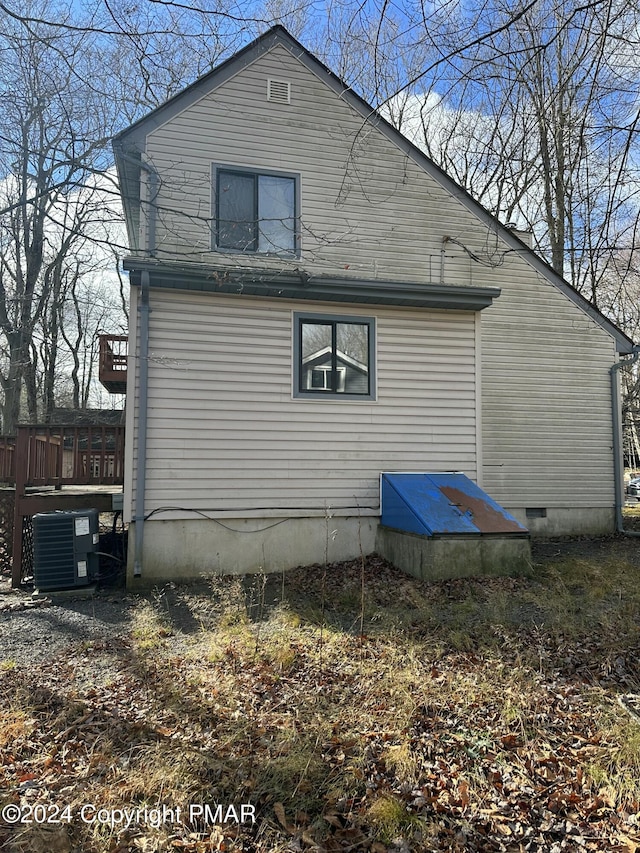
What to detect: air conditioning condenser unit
<box><xmin>32</xmin><ymin>509</ymin><xmax>99</xmax><ymax>591</ymax></box>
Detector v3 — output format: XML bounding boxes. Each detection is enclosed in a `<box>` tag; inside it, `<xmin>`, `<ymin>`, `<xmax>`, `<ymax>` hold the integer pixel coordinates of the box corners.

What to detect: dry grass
<box><xmin>2</xmin><ymin>544</ymin><xmax>640</xmax><ymax>852</ymax></box>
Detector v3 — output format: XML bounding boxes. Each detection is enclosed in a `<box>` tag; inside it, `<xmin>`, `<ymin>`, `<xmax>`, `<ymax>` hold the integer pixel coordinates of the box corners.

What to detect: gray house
<box><xmin>113</xmin><ymin>26</ymin><xmax>635</xmax><ymax>584</ymax></box>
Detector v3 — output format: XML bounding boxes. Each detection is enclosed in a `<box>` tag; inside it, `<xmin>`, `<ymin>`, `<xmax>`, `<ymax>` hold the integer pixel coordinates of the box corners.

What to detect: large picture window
<box><xmin>214</xmin><ymin>166</ymin><xmax>298</xmax><ymax>255</ymax></box>
<box><xmin>293</xmin><ymin>313</ymin><xmax>376</xmax><ymax>400</ymax></box>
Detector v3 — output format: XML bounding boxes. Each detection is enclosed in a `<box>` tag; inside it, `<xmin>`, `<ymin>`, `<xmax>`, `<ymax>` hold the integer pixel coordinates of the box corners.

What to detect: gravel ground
<box><xmin>0</xmin><ymin>581</ymin><xmax>135</xmax><ymax>666</ymax></box>
<box><xmin>1</xmin><ymin>532</ymin><xmax>639</xmax><ymax>667</ymax></box>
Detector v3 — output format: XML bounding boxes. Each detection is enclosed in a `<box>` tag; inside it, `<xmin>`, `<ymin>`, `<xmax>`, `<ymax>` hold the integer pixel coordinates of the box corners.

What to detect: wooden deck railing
<box><xmin>99</xmin><ymin>334</ymin><xmax>128</xmax><ymax>394</ymax></box>
<box><xmin>4</xmin><ymin>425</ymin><xmax>126</xmax><ymax>586</ymax></box>
<box><xmin>0</xmin><ymin>436</ymin><xmax>15</xmax><ymax>482</ymax></box>
<box><xmin>0</xmin><ymin>425</ymin><xmax>125</xmax><ymax>488</ymax></box>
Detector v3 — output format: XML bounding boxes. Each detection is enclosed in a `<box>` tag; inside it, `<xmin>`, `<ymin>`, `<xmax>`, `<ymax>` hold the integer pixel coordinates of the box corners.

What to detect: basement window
<box><xmin>526</xmin><ymin>508</ymin><xmax>547</xmax><ymax>519</ymax></box>
<box><xmin>293</xmin><ymin>312</ymin><xmax>376</xmax><ymax>400</ymax></box>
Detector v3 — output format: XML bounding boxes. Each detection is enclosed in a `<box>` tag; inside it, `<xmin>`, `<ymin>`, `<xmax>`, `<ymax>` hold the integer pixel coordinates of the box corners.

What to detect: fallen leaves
<box><xmin>2</xmin><ymin>554</ymin><xmax>640</xmax><ymax>852</ymax></box>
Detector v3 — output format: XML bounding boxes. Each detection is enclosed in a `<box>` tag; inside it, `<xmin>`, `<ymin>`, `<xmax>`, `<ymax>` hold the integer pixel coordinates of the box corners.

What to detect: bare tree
<box><xmin>0</xmin><ymin>7</ymin><xmax>123</xmax><ymax>432</ymax></box>
<box><xmin>0</xmin><ymin>0</ymin><xmax>248</xmax><ymax>431</ymax></box>
<box><xmin>381</xmin><ymin>0</ymin><xmax>640</xmax><ymax>298</ymax></box>
<box><xmin>597</xmin><ymin>250</ymin><xmax>640</xmax><ymax>465</ymax></box>
<box><xmin>1</xmin><ymin>0</ymin><xmax>638</xmax><ymax>435</ymax></box>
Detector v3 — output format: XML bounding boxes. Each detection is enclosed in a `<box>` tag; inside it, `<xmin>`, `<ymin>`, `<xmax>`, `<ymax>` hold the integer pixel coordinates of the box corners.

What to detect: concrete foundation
<box><xmin>375</xmin><ymin>525</ymin><xmax>532</xmax><ymax>582</ymax></box>
<box><xmin>127</xmin><ymin>515</ymin><xmax>377</xmax><ymax>587</ymax></box>
<box><xmin>507</xmin><ymin>506</ymin><xmax>615</xmax><ymax>538</ymax></box>
<box><xmin>126</xmin><ymin>506</ymin><xmax>611</xmax><ymax>587</ymax></box>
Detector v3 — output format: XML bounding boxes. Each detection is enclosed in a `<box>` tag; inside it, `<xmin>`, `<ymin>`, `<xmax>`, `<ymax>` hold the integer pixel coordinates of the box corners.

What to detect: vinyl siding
<box><xmin>142</xmin><ymin>44</ymin><xmax>493</xmax><ymax>284</ymax></box>
<box><xmin>130</xmin><ymin>40</ymin><xmax>619</xmax><ymax>521</ymax></box>
<box><xmin>125</xmin><ymin>290</ymin><xmax>478</xmax><ymax>519</ymax></box>
<box><xmin>479</xmin><ymin>260</ymin><xmax>616</xmax><ymax>509</ymax></box>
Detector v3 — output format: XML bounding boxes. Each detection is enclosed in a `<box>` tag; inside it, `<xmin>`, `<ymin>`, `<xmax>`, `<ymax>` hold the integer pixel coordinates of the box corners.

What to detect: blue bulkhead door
<box><xmin>380</xmin><ymin>473</ymin><xmax>528</xmax><ymax>537</ymax></box>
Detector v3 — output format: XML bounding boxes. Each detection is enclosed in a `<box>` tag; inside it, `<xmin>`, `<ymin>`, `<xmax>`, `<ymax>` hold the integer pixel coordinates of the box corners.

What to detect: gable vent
<box><xmin>267</xmin><ymin>79</ymin><xmax>291</xmax><ymax>104</ymax></box>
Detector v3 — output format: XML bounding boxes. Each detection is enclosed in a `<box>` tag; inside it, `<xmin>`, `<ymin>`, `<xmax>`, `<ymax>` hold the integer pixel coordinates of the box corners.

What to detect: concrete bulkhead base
<box><xmin>375</xmin><ymin>525</ymin><xmax>532</xmax><ymax>582</ymax></box>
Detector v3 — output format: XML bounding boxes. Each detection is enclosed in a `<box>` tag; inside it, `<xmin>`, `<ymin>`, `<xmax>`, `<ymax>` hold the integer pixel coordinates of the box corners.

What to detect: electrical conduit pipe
<box><xmin>114</xmin><ymin>147</ymin><xmax>158</xmax><ymax>577</ymax></box>
<box><xmin>610</xmin><ymin>345</ymin><xmax>640</xmax><ymax>536</ymax></box>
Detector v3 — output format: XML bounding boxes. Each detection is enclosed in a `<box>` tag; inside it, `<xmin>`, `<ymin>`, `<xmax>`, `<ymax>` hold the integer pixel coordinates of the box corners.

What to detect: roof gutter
<box><xmin>611</xmin><ymin>345</ymin><xmax>640</xmax><ymax>536</ymax></box>
<box><xmin>122</xmin><ymin>258</ymin><xmax>501</xmax><ymax>312</ymax></box>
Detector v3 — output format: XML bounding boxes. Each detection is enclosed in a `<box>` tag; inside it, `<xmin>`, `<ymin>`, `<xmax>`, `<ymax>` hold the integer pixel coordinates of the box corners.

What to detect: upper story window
<box><xmin>293</xmin><ymin>312</ymin><xmax>376</xmax><ymax>401</ymax></box>
<box><xmin>213</xmin><ymin>166</ymin><xmax>299</xmax><ymax>256</ymax></box>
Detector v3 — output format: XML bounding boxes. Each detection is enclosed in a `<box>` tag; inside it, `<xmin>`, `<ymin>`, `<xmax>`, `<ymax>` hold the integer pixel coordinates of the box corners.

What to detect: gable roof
<box><xmin>113</xmin><ymin>25</ymin><xmax>635</xmax><ymax>355</ymax></box>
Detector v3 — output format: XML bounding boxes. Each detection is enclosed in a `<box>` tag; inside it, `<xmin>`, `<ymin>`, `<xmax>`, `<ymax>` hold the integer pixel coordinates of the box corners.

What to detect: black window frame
<box><xmin>293</xmin><ymin>312</ymin><xmax>376</xmax><ymax>401</ymax></box>
<box><xmin>212</xmin><ymin>164</ymin><xmax>300</xmax><ymax>257</ymax></box>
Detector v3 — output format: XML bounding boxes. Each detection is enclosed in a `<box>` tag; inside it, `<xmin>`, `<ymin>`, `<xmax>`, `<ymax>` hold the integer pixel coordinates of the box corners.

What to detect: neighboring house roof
<box><xmin>49</xmin><ymin>408</ymin><xmax>125</xmax><ymax>426</ymax></box>
<box><xmin>113</xmin><ymin>25</ymin><xmax>635</xmax><ymax>355</ymax></box>
<box><xmin>303</xmin><ymin>346</ymin><xmax>368</xmax><ymax>373</ymax></box>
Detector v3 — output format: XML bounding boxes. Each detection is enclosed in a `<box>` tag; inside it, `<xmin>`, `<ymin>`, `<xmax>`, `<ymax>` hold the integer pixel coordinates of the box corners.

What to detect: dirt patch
<box><xmin>532</xmin><ymin>531</ymin><xmax>640</xmax><ymax>565</ymax></box>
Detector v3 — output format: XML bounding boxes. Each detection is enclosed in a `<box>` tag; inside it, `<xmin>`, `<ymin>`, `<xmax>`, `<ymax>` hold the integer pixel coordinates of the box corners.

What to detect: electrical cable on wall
<box><xmin>143</xmin><ymin>506</ymin><xmax>292</xmax><ymax>534</ymax></box>
<box><xmin>143</xmin><ymin>505</ymin><xmax>377</xmax><ymax>533</ymax></box>
<box><xmin>443</xmin><ymin>235</ymin><xmax>515</xmax><ymax>268</ymax></box>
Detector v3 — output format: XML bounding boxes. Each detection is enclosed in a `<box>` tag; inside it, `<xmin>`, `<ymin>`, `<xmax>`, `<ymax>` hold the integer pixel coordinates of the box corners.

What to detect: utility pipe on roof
<box><xmin>115</xmin><ymin>148</ymin><xmax>159</xmax><ymax>577</ymax></box>
<box><xmin>610</xmin><ymin>345</ymin><xmax>640</xmax><ymax>537</ymax></box>
<box><xmin>114</xmin><ymin>146</ymin><xmax>159</xmax><ymax>258</ymax></box>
